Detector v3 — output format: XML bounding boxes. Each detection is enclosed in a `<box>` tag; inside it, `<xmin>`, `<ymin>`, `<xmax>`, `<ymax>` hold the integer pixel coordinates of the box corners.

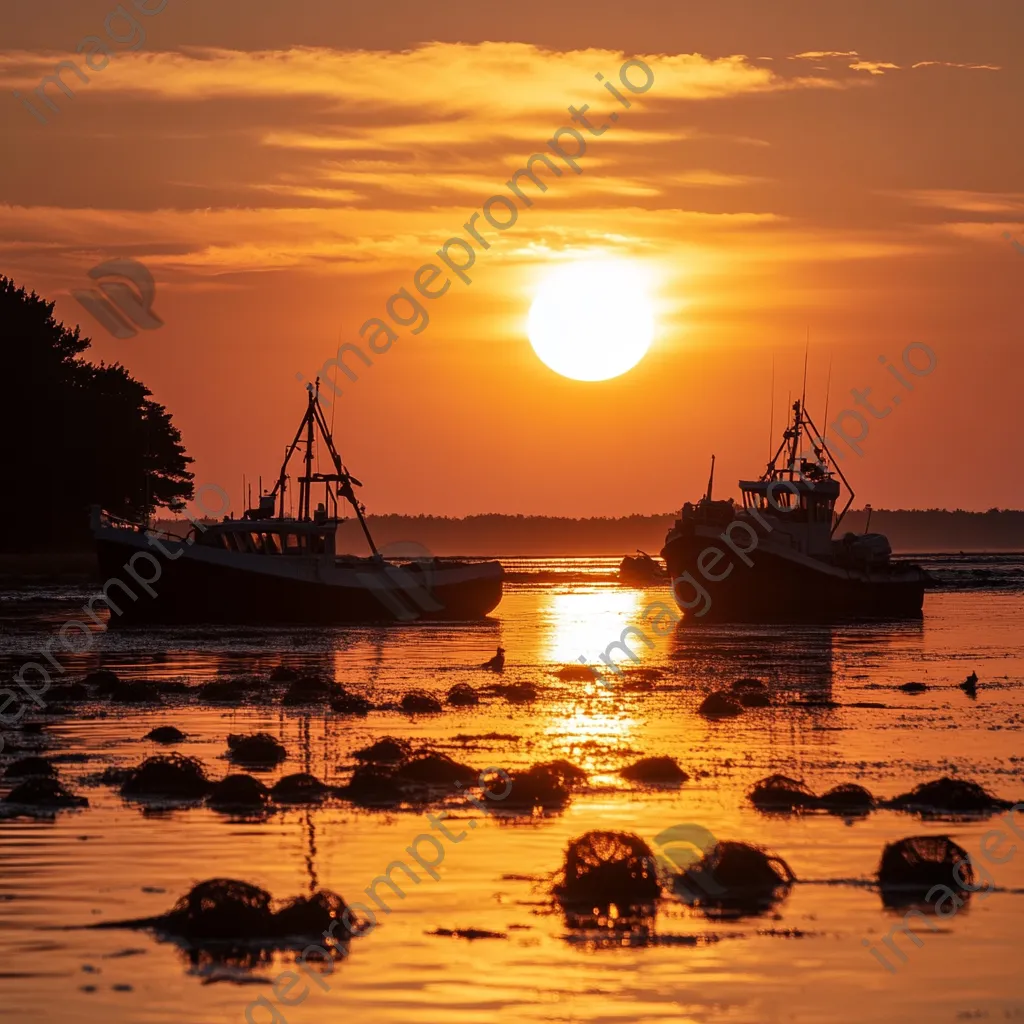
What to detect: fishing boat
<box><xmin>661</xmin><ymin>399</ymin><xmax>931</xmax><ymax>622</ymax></box>
<box><xmin>92</xmin><ymin>381</ymin><xmax>504</xmax><ymax>625</ymax></box>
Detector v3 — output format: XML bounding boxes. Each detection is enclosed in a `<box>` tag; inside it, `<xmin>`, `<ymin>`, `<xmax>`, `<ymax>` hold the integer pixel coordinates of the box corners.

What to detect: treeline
<box><xmin>1</xmin><ymin>276</ymin><xmax>193</xmax><ymax>550</ymax></box>
<box><xmin>315</xmin><ymin>509</ymin><xmax>1024</xmax><ymax>556</ymax></box>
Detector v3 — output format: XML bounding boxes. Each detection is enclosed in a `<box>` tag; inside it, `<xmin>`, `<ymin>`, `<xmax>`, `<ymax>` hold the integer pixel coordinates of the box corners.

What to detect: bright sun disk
<box><xmin>527</xmin><ymin>259</ymin><xmax>655</xmax><ymax>382</ymax></box>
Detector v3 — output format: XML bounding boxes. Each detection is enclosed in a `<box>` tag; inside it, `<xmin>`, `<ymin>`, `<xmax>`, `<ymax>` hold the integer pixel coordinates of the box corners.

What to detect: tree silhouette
<box><xmin>0</xmin><ymin>275</ymin><xmax>193</xmax><ymax>550</ymax></box>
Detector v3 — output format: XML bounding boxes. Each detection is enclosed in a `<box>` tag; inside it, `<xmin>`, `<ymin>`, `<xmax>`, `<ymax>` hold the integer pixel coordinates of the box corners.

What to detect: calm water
<box><xmin>1</xmin><ymin>557</ymin><xmax>1023</xmax><ymax>1024</ymax></box>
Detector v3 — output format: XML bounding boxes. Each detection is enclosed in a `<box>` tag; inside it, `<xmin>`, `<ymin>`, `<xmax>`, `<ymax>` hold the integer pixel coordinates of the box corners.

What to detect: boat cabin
<box><xmin>196</xmin><ymin>518</ymin><xmax>337</xmax><ymax>557</ymax></box>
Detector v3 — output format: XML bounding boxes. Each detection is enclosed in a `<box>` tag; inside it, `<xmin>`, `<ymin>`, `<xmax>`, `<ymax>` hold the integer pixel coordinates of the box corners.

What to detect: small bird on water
<box><xmin>482</xmin><ymin>647</ymin><xmax>505</xmax><ymax>672</ymax></box>
<box><xmin>959</xmin><ymin>671</ymin><xmax>979</xmax><ymax>698</ymax></box>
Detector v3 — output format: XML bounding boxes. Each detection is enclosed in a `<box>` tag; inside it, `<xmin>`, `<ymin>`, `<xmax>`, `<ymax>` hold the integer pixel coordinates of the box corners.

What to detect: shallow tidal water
<box><xmin>1</xmin><ymin>557</ymin><xmax>1023</xmax><ymax>1024</ymax></box>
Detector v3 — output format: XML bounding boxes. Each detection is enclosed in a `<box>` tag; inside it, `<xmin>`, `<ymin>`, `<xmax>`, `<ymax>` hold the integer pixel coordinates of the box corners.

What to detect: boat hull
<box><xmin>661</xmin><ymin>526</ymin><xmax>927</xmax><ymax>624</ymax></box>
<box><xmin>94</xmin><ymin>529</ymin><xmax>503</xmax><ymax>625</ymax></box>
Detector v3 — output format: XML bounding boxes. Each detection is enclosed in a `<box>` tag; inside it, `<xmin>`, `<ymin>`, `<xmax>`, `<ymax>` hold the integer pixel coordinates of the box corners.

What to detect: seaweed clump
<box><xmin>395</xmin><ymin>753</ymin><xmax>476</xmax><ymax>787</ymax></box>
<box><xmin>749</xmin><ymin>774</ymin><xmax>819</xmax><ymax>812</ymax></box>
<box><xmin>820</xmin><ymin>783</ymin><xmax>875</xmax><ymax>813</ymax></box>
<box><xmin>5</xmin><ymin>777</ymin><xmax>89</xmax><ymax>808</ymax></box>
<box><xmin>500</xmin><ymin>763</ymin><xmax>571</xmax><ymax>811</ymax></box>
<box><xmin>207</xmin><ymin>774</ymin><xmax>273</xmax><ymax>811</ymax></box>
<box><xmin>199</xmin><ymin>678</ymin><xmax>256</xmax><ymax>705</ymax></box>
<box><xmin>446</xmin><ymin>683</ymin><xmax>480</xmax><ymax>707</ymax></box>
<box><xmin>400</xmin><ymin>690</ymin><xmax>443</xmax><ymax>714</ymax></box>
<box><xmin>145</xmin><ymin>726</ymin><xmax>187</xmax><ymax>744</ymax></box>
<box><xmin>83</xmin><ymin>670</ymin><xmax>120</xmax><ymax>691</ymax></box>
<box><xmin>620</xmin><ymin>756</ymin><xmax>689</xmax><ymax>786</ymax></box>
<box><xmin>120</xmin><ymin>754</ymin><xmax>211</xmax><ymax>799</ymax></box>
<box><xmin>282</xmin><ymin>676</ymin><xmax>335</xmax><ymax>706</ymax></box>
<box><xmin>494</xmin><ymin>682</ymin><xmax>537</xmax><ymax>704</ymax></box>
<box><xmin>676</xmin><ymin>840</ymin><xmax>795</xmax><ymax>916</ymax></box>
<box><xmin>108</xmin><ymin>680</ymin><xmax>163</xmax><ymax>705</ymax></box>
<box><xmin>226</xmin><ymin>733</ymin><xmax>287</xmax><ymax>768</ymax></box>
<box><xmin>330</xmin><ymin>687</ymin><xmax>372</xmax><ymax>716</ymax></box>
<box><xmin>877</xmin><ymin>835</ymin><xmax>973</xmax><ymax>905</ymax></box>
<box><xmin>344</xmin><ymin>764</ymin><xmax>403</xmax><ymax>807</ymax></box>
<box><xmin>889</xmin><ymin>776</ymin><xmax>1010</xmax><ymax>814</ymax></box>
<box><xmin>731</xmin><ymin>678</ymin><xmax>766</xmax><ymax>692</ymax></box>
<box><xmin>554</xmin><ymin>665</ymin><xmax>598</xmax><ymax>682</ymax></box>
<box><xmin>354</xmin><ymin>737</ymin><xmax>412</xmax><ymax>764</ymax></box>
<box><xmin>3</xmin><ymin>756</ymin><xmax>58</xmax><ymax>779</ymax></box>
<box><xmin>697</xmin><ymin>692</ymin><xmax>744</xmax><ymax>719</ymax></box>
<box><xmin>153</xmin><ymin>879</ymin><xmax>356</xmax><ymax>944</ymax></box>
<box><xmin>554</xmin><ymin>831</ymin><xmax>661</xmax><ymax>912</ymax></box>
<box><xmin>271</xmin><ymin>773</ymin><xmax>330</xmax><ymax>804</ymax></box>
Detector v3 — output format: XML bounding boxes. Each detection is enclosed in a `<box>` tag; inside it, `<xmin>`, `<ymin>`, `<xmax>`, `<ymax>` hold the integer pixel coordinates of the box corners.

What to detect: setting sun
<box><xmin>527</xmin><ymin>259</ymin><xmax>656</xmax><ymax>381</ymax></box>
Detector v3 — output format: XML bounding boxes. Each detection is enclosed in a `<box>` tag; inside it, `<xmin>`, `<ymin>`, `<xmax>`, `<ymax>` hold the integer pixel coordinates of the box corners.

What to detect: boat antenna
<box><xmin>801</xmin><ymin>327</ymin><xmax>809</xmax><ymax>412</ymax></box>
<box><xmin>767</xmin><ymin>356</ymin><xmax>775</xmax><ymax>468</ymax></box>
<box><xmin>822</xmin><ymin>355</ymin><xmax>833</xmax><ymax>448</ymax></box>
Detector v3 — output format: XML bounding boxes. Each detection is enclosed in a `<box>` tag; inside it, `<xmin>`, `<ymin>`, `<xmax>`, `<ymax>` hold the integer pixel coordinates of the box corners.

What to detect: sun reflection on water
<box><xmin>540</xmin><ymin>586</ymin><xmax>650</xmax><ymax>666</ymax></box>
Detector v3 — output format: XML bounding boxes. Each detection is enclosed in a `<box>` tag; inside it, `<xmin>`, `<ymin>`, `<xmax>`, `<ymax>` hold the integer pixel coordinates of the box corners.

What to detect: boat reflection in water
<box><xmin>93</xmin><ymin>380</ymin><xmax>503</xmax><ymax>625</ymax></box>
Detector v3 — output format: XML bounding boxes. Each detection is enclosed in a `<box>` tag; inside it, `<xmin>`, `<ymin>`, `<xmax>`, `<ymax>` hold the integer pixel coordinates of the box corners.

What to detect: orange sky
<box><xmin>2</xmin><ymin>0</ymin><xmax>1022</xmax><ymax>516</ymax></box>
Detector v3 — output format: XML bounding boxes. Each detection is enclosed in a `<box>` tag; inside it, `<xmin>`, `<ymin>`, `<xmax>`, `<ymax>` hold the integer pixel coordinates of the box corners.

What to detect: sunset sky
<box><xmin>2</xmin><ymin>0</ymin><xmax>1022</xmax><ymax>516</ymax></box>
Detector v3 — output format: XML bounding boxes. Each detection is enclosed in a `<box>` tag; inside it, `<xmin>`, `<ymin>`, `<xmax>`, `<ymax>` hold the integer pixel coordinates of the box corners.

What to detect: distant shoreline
<box><xmin>2</xmin><ymin>508</ymin><xmax>1022</xmax><ymax>583</ymax></box>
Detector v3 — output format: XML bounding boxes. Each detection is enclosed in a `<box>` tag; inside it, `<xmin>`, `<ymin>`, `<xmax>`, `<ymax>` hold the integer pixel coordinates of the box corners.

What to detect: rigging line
<box><xmin>768</xmin><ymin>356</ymin><xmax>775</xmax><ymax>466</ymax></box>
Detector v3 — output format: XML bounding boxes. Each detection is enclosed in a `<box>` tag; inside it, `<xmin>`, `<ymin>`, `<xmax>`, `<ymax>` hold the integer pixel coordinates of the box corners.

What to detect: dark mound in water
<box><xmin>268</xmin><ymin>665</ymin><xmax>299</xmax><ymax>683</ymax></box>
<box><xmin>732</xmin><ymin>678</ymin><xmax>766</xmax><ymax>692</ymax></box>
<box><xmin>120</xmin><ymin>753</ymin><xmax>211</xmax><ymax>799</ymax></box>
<box><xmin>154</xmin><ymin>879</ymin><xmax>354</xmax><ymax>943</ymax></box>
<box><xmin>738</xmin><ymin>691</ymin><xmax>771</xmax><ymax>708</ymax></box>
<box><xmin>208</xmin><ymin>774</ymin><xmax>272</xmax><ymax>811</ymax></box>
<box><xmin>395</xmin><ymin>753</ymin><xmax>476</xmax><ymax>787</ymax></box>
<box><xmin>495</xmin><ymin>682</ymin><xmax>538</xmax><ymax>704</ymax></box>
<box><xmin>52</xmin><ymin>681</ymin><xmax>89</xmax><ymax>701</ymax></box>
<box><xmin>820</xmin><ymin>783</ymin><xmax>875</xmax><ymax>812</ymax></box>
<box><xmin>878</xmin><ymin>835</ymin><xmax>973</xmax><ymax>903</ymax></box>
<box><xmin>354</xmin><ymin>737</ymin><xmax>412</xmax><ymax>764</ymax></box>
<box><xmin>273</xmin><ymin>891</ymin><xmax>350</xmax><ymax>936</ymax></box>
<box><xmin>554</xmin><ymin>831</ymin><xmax>661</xmax><ymax>911</ymax></box>
<box><xmin>329</xmin><ymin>688</ymin><xmax>372</xmax><ymax>716</ymax></box>
<box><xmin>145</xmin><ymin>726</ymin><xmax>187</xmax><ymax>743</ymax></box>
<box><xmin>108</xmin><ymin>680</ymin><xmax>163</xmax><ymax>704</ymax></box>
<box><xmin>271</xmin><ymin>773</ymin><xmax>330</xmax><ymax>804</ymax></box>
<box><xmin>198</xmin><ymin>678</ymin><xmax>255</xmax><ymax>705</ymax></box>
<box><xmin>698</xmin><ymin>692</ymin><xmax>744</xmax><ymax>719</ymax></box>
<box><xmin>615</xmin><ymin>667</ymin><xmax>663</xmax><ymax>692</ymax></box>
<box><xmin>282</xmin><ymin>676</ymin><xmax>335</xmax><ymax>706</ymax></box>
<box><xmin>534</xmin><ymin>759</ymin><xmax>587</xmax><ymax>788</ymax></box>
<box><xmin>400</xmin><ymin>690</ymin><xmax>443</xmax><ymax>714</ymax></box>
<box><xmin>749</xmin><ymin>775</ymin><xmax>819</xmax><ymax>811</ymax></box>
<box><xmin>226</xmin><ymin>733</ymin><xmax>287</xmax><ymax>768</ymax></box>
<box><xmin>889</xmin><ymin>776</ymin><xmax>1011</xmax><ymax>813</ymax></box>
<box><xmin>161</xmin><ymin>878</ymin><xmax>272</xmax><ymax>938</ymax></box>
<box><xmin>83</xmin><ymin>670</ymin><xmax>120</xmax><ymax>692</ymax></box>
<box><xmin>677</xmin><ymin>840</ymin><xmax>795</xmax><ymax>914</ymax></box>
<box><xmin>4</xmin><ymin>756</ymin><xmax>57</xmax><ymax>778</ymax></box>
<box><xmin>5</xmin><ymin>777</ymin><xmax>88</xmax><ymax>808</ymax></box>
<box><xmin>620</xmin><ymin>757</ymin><xmax>689</xmax><ymax>785</ymax></box>
<box><xmin>446</xmin><ymin>683</ymin><xmax>480</xmax><ymax>707</ymax></box>
<box><xmin>899</xmin><ymin>682</ymin><xmax>928</xmax><ymax>693</ymax></box>
<box><xmin>344</xmin><ymin>764</ymin><xmax>403</xmax><ymax>806</ymax></box>
<box><xmin>501</xmin><ymin>764</ymin><xmax>571</xmax><ymax>810</ymax></box>
<box><xmin>554</xmin><ymin>665</ymin><xmax>598</xmax><ymax>682</ymax></box>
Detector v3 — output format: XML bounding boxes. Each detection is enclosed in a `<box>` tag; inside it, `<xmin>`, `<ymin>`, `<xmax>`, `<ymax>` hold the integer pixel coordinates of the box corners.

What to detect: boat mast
<box><xmin>269</xmin><ymin>380</ymin><xmax>381</xmax><ymax>556</ymax></box>
<box><xmin>705</xmin><ymin>454</ymin><xmax>716</xmax><ymax>502</ymax></box>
